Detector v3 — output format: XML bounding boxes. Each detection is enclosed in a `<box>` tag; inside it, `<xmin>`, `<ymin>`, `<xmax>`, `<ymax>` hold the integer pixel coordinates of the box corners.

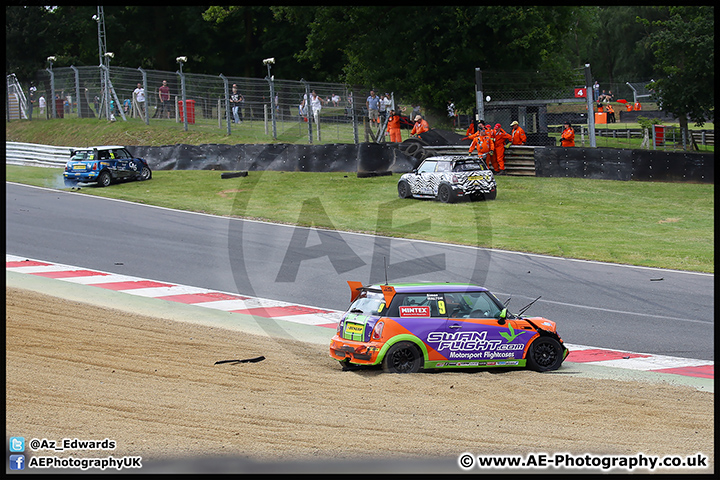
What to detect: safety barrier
<box><xmin>7</xmin><ymin>141</ymin><xmax>710</xmax><ymax>183</ymax></box>
<box><xmin>5</xmin><ymin>141</ymin><xmax>79</xmax><ymax>168</ymax></box>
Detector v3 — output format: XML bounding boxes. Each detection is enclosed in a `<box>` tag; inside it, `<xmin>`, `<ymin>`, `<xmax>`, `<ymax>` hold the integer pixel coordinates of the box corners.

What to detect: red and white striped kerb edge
<box><xmin>6</xmin><ymin>254</ymin><xmax>713</xmax><ymax>380</ymax></box>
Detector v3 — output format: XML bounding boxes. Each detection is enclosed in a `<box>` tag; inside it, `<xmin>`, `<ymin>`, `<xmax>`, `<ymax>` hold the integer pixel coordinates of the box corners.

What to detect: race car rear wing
<box><xmin>347</xmin><ymin>281</ymin><xmax>397</xmax><ymax>307</ymax></box>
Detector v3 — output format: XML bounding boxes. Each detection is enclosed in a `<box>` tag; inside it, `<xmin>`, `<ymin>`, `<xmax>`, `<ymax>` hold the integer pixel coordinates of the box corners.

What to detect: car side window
<box><xmin>454</xmin><ymin>161</ymin><xmax>482</xmax><ymax>172</ymax></box>
<box><xmin>416</xmin><ymin>161</ymin><xmax>437</xmax><ymax>174</ymax></box>
<box><xmin>387</xmin><ymin>293</ymin><xmax>445</xmax><ymax>318</ymax></box>
<box><xmin>113</xmin><ymin>149</ymin><xmax>129</xmax><ymax>159</ymax></box>
<box><xmin>444</xmin><ymin>292</ymin><xmax>503</xmax><ymax>318</ymax></box>
<box><xmin>468</xmin><ymin>292</ymin><xmax>503</xmax><ymax>318</ymax></box>
<box><xmin>436</xmin><ymin>161</ymin><xmax>451</xmax><ymax>172</ymax></box>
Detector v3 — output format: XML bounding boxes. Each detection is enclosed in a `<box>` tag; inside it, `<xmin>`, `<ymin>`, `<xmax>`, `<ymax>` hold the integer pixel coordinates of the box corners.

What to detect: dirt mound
<box><xmin>6</xmin><ymin>287</ymin><xmax>713</xmax><ymax>472</ymax></box>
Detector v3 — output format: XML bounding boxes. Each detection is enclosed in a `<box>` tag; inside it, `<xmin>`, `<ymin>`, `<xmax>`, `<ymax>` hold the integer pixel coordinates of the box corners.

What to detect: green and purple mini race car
<box><xmin>330</xmin><ymin>281</ymin><xmax>569</xmax><ymax>373</ymax></box>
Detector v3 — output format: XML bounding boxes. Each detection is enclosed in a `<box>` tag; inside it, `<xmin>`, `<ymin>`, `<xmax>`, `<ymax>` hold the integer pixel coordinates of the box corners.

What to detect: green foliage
<box><xmin>5</xmin><ymin>6</ymin><xmax>713</xmax><ymax>126</ymax></box>
<box><xmin>275</xmin><ymin>6</ymin><xmax>579</xmax><ymax>117</ymax></box>
<box><xmin>639</xmin><ymin>6</ymin><xmax>714</xmax><ymax>127</ymax></box>
<box><xmin>636</xmin><ymin>115</ymin><xmax>661</xmax><ymax>131</ymax></box>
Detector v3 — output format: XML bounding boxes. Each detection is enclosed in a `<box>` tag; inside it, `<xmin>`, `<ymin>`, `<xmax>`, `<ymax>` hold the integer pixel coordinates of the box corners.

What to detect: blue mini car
<box><xmin>63</xmin><ymin>145</ymin><xmax>152</xmax><ymax>187</ymax></box>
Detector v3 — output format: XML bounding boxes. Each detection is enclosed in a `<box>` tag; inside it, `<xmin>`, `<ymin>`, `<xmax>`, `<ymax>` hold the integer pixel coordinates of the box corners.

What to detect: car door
<box><xmin>111</xmin><ymin>148</ymin><xmax>132</xmax><ymax>178</ymax></box>
<box><xmin>387</xmin><ymin>292</ymin><xmax>447</xmax><ymax>360</ymax></box>
<box><xmin>412</xmin><ymin>160</ymin><xmax>437</xmax><ymax>195</ymax></box>
<box><xmin>435</xmin><ymin>292</ymin><xmax>531</xmax><ymax>365</ymax></box>
<box><xmin>96</xmin><ymin>149</ymin><xmax>118</xmax><ymax>178</ymax></box>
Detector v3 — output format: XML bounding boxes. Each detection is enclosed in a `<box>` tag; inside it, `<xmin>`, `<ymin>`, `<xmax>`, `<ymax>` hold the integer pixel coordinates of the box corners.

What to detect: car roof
<box><xmin>75</xmin><ymin>145</ymin><xmax>126</xmax><ymax>151</ymax></box>
<box><xmin>365</xmin><ymin>283</ymin><xmax>489</xmax><ymax>294</ymax></box>
<box><xmin>423</xmin><ymin>155</ymin><xmax>482</xmax><ymax>163</ymax></box>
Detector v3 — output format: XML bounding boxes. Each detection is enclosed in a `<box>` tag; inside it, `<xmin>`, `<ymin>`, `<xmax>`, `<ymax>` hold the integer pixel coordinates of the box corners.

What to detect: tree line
<box><xmin>5</xmin><ymin>5</ymin><xmax>713</xmax><ymax>130</ymax></box>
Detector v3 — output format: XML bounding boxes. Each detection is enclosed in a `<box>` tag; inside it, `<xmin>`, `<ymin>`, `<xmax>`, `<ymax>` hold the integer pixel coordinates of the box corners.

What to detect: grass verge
<box><xmin>6</xmin><ymin>165</ymin><xmax>714</xmax><ymax>273</ymax></box>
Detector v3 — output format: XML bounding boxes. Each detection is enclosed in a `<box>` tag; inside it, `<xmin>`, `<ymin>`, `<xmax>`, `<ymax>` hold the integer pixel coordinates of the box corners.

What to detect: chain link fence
<box><xmin>19</xmin><ymin>66</ymin><xmax>411</xmax><ymax>145</ymax></box>
<box><xmin>10</xmin><ymin>65</ymin><xmax>712</xmax><ymax>152</ymax></box>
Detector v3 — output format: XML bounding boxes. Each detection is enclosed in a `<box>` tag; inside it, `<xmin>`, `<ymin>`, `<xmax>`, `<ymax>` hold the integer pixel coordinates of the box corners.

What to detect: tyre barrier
<box><xmin>220</xmin><ymin>171</ymin><xmax>248</xmax><ymax>179</ymax></box>
<box><xmin>534</xmin><ymin>147</ymin><xmax>713</xmax><ymax>183</ymax></box>
<box><xmin>7</xmin><ymin>140</ymin><xmax>712</xmax><ymax>183</ymax></box>
<box><xmin>126</xmin><ymin>142</ymin><xmax>418</xmax><ymax>174</ymax></box>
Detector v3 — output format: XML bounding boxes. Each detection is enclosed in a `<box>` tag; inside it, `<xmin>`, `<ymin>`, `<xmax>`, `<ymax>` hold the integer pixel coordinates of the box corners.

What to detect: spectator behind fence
<box><xmin>158</xmin><ymin>80</ymin><xmax>171</xmax><ymax>119</ymax></box>
<box><xmin>230</xmin><ymin>84</ymin><xmax>244</xmax><ymax>123</ymax></box>
<box><xmin>28</xmin><ymin>83</ymin><xmax>37</xmax><ymax>120</ymax></box>
<box><xmin>447</xmin><ymin>100</ymin><xmax>457</xmax><ymax>128</ymax></box>
<box><xmin>133</xmin><ymin>83</ymin><xmax>145</xmax><ymax>117</ymax></box>
<box><xmin>379</xmin><ymin>93</ymin><xmax>391</xmax><ymax>123</ymax></box>
<box><xmin>310</xmin><ymin>90</ymin><xmax>324</xmax><ymax>124</ymax></box>
<box><xmin>366</xmin><ymin>90</ymin><xmax>380</xmax><ymax>124</ymax></box>
<box><xmin>299</xmin><ymin>98</ymin><xmax>308</xmax><ymax>122</ymax></box>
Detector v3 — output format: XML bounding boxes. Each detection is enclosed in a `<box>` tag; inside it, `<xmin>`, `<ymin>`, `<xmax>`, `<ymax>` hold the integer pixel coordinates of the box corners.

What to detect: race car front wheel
<box><xmin>397</xmin><ymin>180</ymin><xmax>412</xmax><ymax>199</ymax></box>
<box><xmin>526</xmin><ymin>336</ymin><xmax>564</xmax><ymax>372</ymax></box>
<box><xmin>138</xmin><ymin>166</ymin><xmax>152</xmax><ymax>181</ymax></box>
<box><xmin>383</xmin><ymin>342</ymin><xmax>422</xmax><ymax>373</ymax></box>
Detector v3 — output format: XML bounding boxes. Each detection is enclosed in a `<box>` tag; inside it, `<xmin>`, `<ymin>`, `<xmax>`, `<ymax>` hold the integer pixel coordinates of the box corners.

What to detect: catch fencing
<box><xmin>18</xmin><ymin>66</ymin><xmax>404</xmax><ymax>145</ymax></box>
<box><xmin>11</xmin><ymin>65</ymin><xmax>712</xmax><ymax>152</ymax></box>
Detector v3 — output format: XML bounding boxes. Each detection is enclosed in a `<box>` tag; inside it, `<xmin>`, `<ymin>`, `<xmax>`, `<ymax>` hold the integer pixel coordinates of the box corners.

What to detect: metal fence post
<box><xmin>301</xmin><ymin>79</ymin><xmax>312</xmax><ymax>144</ymax></box>
<box><xmin>177</xmin><ymin>62</ymin><xmax>187</xmax><ymax>132</ymax></box>
<box><xmin>70</xmin><ymin>66</ymin><xmax>81</xmax><ymax>118</ymax></box>
<box><xmin>475</xmin><ymin>67</ymin><xmax>484</xmax><ymax>122</ymax></box>
<box><xmin>584</xmin><ymin>64</ymin><xmax>596</xmax><ymax>147</ymax></box>
<box><xmin>351</xmin><ymin>92</ymin><xmax>358</xmax><ymax>144</ymax></box>
<box><xmin>219</xmin><ymin>74</ymin><xmax>231</xmax><ymax>135</ymax></box>
<box><xmin>138</xmin><ymin>67</ymin><xmax>149</xmax><ymax>125</ymax></box>
<box><xmin>46</xmin><ymin>66</ymin><xmax>56</xmax><ymax>119</ymax></box>
<box><xmin>264</xmin><ymin>62</ymin><xmax>277</xmax><ymax>140</ymax></box>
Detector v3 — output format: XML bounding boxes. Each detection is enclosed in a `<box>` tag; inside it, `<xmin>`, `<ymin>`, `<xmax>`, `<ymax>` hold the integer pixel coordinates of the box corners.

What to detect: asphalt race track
<box><xmin>5</xmin><ymin>182</ymin><xmax>714</xmax><ymax>363</ymax></box>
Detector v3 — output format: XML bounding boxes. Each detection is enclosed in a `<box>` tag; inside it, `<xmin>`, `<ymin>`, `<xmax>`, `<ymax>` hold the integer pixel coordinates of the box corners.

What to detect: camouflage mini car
<box><xmin>330</xmin><ymin>281</ymin><xmax>568</xmax><ymax>373</ymax></box>
<box><xmin>397</xmin><ymin>155</ymin><xmax>496</xmax><ymax>203</ymax></box>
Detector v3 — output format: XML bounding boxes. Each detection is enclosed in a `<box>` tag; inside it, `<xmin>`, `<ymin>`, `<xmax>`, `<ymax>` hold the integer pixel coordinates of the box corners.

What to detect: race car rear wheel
<box><xmin>437</xmin><ymin>183</ymin><xmax>457</xmax><ymax>203</ymax></box>
<box><xmin>383</xmin><ymin>342</ymin><xmax>422</xmax><ymax>374</ymax></box>
<box><xmin>483</xmin><ymin>188</ymin><xmax>497</xmax><ymax>200</ymax></box>
<box><xmin>397</xmin><ymin>180</ymin><xmax>412</xmax><ymax>199</ymax></box>
<box><xmin>97</xmin><ymin>170</ymin><xmax>112</xmax><ymax>188</ymax></box>
<box><xmin>526</xmin><ymin>336</ymin><xmax>564</xmax><ymax>372</ymax></box>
